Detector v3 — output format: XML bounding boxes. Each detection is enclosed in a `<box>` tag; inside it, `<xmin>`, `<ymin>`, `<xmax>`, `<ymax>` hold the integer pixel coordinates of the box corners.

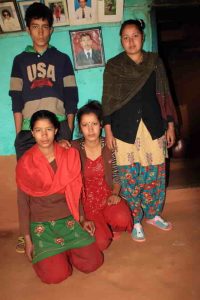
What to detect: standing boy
<box><xmin>9</xmin><ymin>2</ymin><xmax>78</xmax><ymax>252</ymax></box>
<box><xmin>9</xmin><ymin>2</ymin><xmax>78</xmax><ymax>160</ymax></box>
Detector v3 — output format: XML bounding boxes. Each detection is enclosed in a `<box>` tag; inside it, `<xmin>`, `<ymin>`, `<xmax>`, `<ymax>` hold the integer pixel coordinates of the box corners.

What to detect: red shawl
<box><xmin>16</xmin><ymin>143</ymin><xmax>82</xmax><ymax>221</ymax></box>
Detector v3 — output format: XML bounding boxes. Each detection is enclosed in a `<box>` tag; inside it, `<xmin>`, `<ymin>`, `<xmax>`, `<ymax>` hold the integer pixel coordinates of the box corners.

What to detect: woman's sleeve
<box><xmin>156</xmin><ymin>57</ymin><xmax>178</xmax><ymax>125</ymax></box>
<box><xmin>103</xmin><ymin>114</ymin><xmax>111</xmax><ymax>125</ymax></box>
<box><xmin>9</xmin><ymin>56</ymin><xmax>24</xmax><ymax>113</ymax></box>
<box><xmin>62</xmin><ymin>54</ymin><xmax>78</xmax><ymax>115</ymax></box>
<box><xmin>17</xmin><ymin>188</ymin><xmax>31</xmax><ymax>235</ymax></box>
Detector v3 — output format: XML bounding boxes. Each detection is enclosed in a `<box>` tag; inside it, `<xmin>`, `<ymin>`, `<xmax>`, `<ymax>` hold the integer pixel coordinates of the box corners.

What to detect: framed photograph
<box><xmin>98</xmin><ymin>0</ymin><xmax>124</xmax><ymax>23</ymax></box>
<box><xmin>0</xmin><ymin>0</ymin><xmax>23</xmax><ymax>33</ymax></box>
<box><xmin>68</xmin><ymin>0</ymin><xmax>97</xmax><ymax>26</ymax></box>
<box><xmin>44</xmin><ymin>0</ymin><xmax>69</xmax><ymax>27</ymax></box>
<box><xmin>69</xmin><ymin>27</ymin><xmax>105</xmax><ymax>70</ymax></box>
<box><xmin>17</xmin><ymin>0</ymin><xmax>40</xmax><ymax>29</ymax></box>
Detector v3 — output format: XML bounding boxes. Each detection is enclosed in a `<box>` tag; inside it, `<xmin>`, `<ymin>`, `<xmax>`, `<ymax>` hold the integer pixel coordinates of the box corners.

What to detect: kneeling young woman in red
<box><xmin>16</xmin><ymin>110</ymin><xmax>103</xmax><ymax>284</ymax></box>
<box><xmin>72</xmin><ymin>101</ymin><xmax>133</xmax><ymax>251</ymax></box>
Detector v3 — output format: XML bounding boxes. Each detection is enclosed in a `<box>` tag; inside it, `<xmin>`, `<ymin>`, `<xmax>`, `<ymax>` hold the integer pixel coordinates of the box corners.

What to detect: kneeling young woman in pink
<box><xmin>16</xmin><ymin>110</ymin><xmax>103</xmax><ymax>284</ymax></box>
<box><xmin>72</xmin><ymin>101</ymin><xmax>133</xmax><ymax>251</ymax></box>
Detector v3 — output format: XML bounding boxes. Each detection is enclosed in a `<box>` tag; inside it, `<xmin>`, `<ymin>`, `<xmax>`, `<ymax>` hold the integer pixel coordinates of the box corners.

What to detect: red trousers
<box><xmin>33</xmin><ymin>243</ymin><xmax>103</xmax><ymax>284</ymax></box>
<box><xmin>86</xmin><ymin>200</ymin><xmax>133</xmax><ymax>251</ymax></box>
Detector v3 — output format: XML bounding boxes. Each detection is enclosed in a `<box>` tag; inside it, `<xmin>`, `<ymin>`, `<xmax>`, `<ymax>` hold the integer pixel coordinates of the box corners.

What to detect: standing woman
<box><xmin>16</xmin><ymin>110</ymin><xmax>103</xmax><ymax>284</ymax></box>
<box><xmin>102</xmin><ymin>19</ymin><xmax>178</xmax><ymax>242</ymax></box>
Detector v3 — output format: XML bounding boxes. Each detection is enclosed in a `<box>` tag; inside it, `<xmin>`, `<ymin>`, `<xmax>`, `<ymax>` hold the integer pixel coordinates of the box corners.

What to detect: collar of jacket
<box><xmin>25</xmin><ymin>44</ymin><xmax>53</xmax><ymax>54</ymax></box>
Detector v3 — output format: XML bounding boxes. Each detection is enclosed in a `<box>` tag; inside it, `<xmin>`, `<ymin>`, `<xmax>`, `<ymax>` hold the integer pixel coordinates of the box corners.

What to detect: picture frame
<box><xmin>17</xmin><ymin>0</ymin><xmax>40</xmax><ymax>29</ymax></box>
<box><xmin>69</xmin><ymin>27</ymin><xmax>105</xmax><ymax>70</ymax></box>
<box><xmin>0</xmin><ymin>0</ymin><xmax>23</xmax><ymax>33</ymax></box>
<box><xmin>44</xmin><ymin>0</ymin><xmax>69</xmax><ymax>27</ymax></box>
<box><xmin>98</xmin><ymin>0</ymin><xmax>124</xmax><ymax>23</ymax></box>
<box><xmin>68</xmin><ymin>0</ymin><xmax>97</xmax><ymax>26</ymax></box>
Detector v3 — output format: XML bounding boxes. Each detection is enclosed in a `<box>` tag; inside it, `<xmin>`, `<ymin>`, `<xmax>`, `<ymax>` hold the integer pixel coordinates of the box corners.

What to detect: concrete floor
<box><xmin>0</xmin><ymin>156</ymin><xmax>199</xmax><ymax>300</ymax></box>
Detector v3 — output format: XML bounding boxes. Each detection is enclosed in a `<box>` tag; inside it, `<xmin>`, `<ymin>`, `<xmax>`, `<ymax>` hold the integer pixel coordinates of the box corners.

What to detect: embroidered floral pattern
<box><xmin>157</xmin><ymin>136</ymin><xmax>164</xmax><ymax>149</ymax></box>
<box><xmin>34</xmin><ymin>225</ymin><xmax>45</xmax><ymax>236</ymax></box>
<box><xmin>127</xmin><ymin>152</ymin><xmax>135</xmax><ymax>164</ymax></box>
<box><xmin>146</xmin><ymin>152</ymin><xmax>153</xmax><ymax>165</ymax></box>
<box><xmin>135</xmin><ymin>137</ymin><xmax>141</xmax><ymax>151</ymax></box>
<box><xmin>119</xmin><ymin>163</ymin><xmax>165</xmax><ymax>223</ymax></box>
<box><xmin>54</xmin><ymin>237</ymin><xmax>64</xmax><ymax>246</ymax></box>
<box><xmin>66</xmin><ymin>220</ymin><xmax>75</xmax><ymax>229</ymax></box>
<box><xmin>30</xmin><ymin>216</ymin><xmax>95</xmax><ymax>264</ymax></box>
<box><xmin>83</xmin><ymin>156</ymin><xmax>112</xmax><ymax>216</ymax></box>
<box><xmin>49</xmin><ymin>220</ymin><xmax>56</xmax><ymax>226</ymax></box>
<box><xmin>115</xmin><ymin>121</ymin><xmax>167</xmax><ymax>167</ymax></box>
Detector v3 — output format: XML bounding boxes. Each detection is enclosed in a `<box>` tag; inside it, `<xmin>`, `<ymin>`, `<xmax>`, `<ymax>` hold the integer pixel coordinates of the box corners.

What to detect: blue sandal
<box><xmin>146</xmin><ymin>216</ymin><xmax>172</xmax><ymax>231</ymax></box>
<box><xmin>131</xmin><ymin>226</ymin><xmax>146</xmax><ymax>242</ymax></box>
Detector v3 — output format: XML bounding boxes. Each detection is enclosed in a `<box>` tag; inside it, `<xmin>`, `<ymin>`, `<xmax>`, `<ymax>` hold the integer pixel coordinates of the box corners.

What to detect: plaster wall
<box><xmin>0</xmin><ymin>0</ymin><xmax>153</xmax><ymax>155</ymax></box>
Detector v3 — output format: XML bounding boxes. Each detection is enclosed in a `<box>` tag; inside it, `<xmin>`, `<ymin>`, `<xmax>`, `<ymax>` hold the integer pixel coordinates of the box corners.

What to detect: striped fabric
<box><xmin>9</xmin><ymin>46</ymin><xmax>78</xmax><ymax>117</ymax></box>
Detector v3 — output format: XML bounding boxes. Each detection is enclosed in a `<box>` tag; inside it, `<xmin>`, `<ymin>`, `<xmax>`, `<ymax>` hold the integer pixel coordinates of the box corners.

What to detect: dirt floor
<box><xmin>0</xmin><ymin>156</ymin><xmax>199</xmax><ymax>300</ymax></box>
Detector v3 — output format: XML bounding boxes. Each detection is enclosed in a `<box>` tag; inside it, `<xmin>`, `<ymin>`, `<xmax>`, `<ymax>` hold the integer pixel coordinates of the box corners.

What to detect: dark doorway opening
<box><xmin>153</xmin><ymin>2</ymin><xmax>200</xmax><ymax>188</ymax></box>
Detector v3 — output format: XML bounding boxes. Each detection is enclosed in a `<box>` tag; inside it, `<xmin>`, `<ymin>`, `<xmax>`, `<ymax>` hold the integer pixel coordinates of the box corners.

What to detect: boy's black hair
<box><xmin>77</xmin><ymin>100</ymin><xmax>103</xmax><ymax>128</ymax></box>
<box><xmin>30</xmin><ymin>110</ymin><xmax>60</xmax><ymax>131</ymax></box>
<box><xmin>25</xmin><ymin>2</ymin><xmax>53</xmax><ymax>28</ymax></box>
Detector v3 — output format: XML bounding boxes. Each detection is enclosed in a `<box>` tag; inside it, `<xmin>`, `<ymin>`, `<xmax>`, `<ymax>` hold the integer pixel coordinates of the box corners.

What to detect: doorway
<box><xmin>153</xmin><ymin>2</ymin><xmax>200</xmax><ymax>188</ymax></box>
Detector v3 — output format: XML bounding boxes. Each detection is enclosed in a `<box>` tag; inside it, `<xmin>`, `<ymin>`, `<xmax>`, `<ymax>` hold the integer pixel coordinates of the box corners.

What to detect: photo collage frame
<box><xmin>0</xmin><ymin>0</ymin><xmax>124</xmax><ymax>33</ymax></box>
<box><xmin>0</xmin><ymin>1</ymin><xmax>124</xmax><ymax>70</ymax></box>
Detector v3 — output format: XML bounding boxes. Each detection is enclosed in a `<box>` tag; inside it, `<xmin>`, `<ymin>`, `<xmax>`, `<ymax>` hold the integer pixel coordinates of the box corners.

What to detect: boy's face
<box><xmin>27</xmin><ymin>18</ymin><xmax>53</xmax><ymax>52</ymax></box>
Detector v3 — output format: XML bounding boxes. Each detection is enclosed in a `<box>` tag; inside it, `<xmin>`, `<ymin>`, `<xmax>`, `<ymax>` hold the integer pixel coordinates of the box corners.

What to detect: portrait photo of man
<box><xmin>75</xmin><ymin>0</ymin><xmax>92</xmax><ymax>20</ymax></box>
<box><xmin>70</xmin><ymin>28</ymin><xmax>105</xmax><ymax>70</ymax></box>
<box><xmin>76</xmin><ymin>32</ymin><xmax>102</xmax><ymax>67</ymax></box>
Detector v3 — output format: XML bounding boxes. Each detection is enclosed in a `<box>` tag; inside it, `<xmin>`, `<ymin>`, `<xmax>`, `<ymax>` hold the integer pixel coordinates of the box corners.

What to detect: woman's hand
<box><xmin>81</xmin><ymin>220</ymin><xmax>95</xmax><ymax>236</ymax></box>
<box><xmin>105</xmin><ymin>132</ymin><xmax>117</xmax><ymax>150</ymax></box>
<box><xmin>166</xmin><ymin>123</ymin><xmax>176</xmax><ymax>148</ymax></box>
<box><xmin>107</xmin><ymin>194</ymin><xmax>121</xmax><ymax>206</ymax></box>
<box><xmin>24</xmin><ymin>235</ymin><xmax>33</xmax><ymax>262</ymax></box>
<box><xmin>104</xmin><ymin>124</ymin><xmax>117</xmax><ymax>150</ymax></box>
<box><xmin>58</xmin><ymin>139</ymin><xmax>71</xmax><ymax>149</ymax></box>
